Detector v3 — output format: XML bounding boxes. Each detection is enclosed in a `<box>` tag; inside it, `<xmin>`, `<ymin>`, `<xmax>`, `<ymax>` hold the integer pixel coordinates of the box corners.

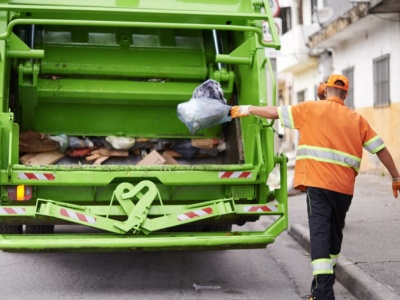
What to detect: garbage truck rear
<box><xmin>0</xmin><ymin>0</ymin><xmax>287</xmax><ymax>251</ymax></box>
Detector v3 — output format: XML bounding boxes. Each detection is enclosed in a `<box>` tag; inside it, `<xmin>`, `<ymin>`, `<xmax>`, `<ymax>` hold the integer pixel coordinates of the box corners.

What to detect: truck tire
<box><xmin>0</xmin><ymin>222</ymin><xmax>23</xmax><ymax>234</ymax></box>
<box><xmin>25</xmin><ymin>225</ymin><xmax>54</xmax><ymax>234</ymax></box>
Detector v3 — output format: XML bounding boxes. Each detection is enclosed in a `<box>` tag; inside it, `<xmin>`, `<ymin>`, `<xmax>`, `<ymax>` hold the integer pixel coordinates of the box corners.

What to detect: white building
<box><xmin>276</xmin><ymin>0</ymin><xmax>400</xmax><ymax>174</ymax></box>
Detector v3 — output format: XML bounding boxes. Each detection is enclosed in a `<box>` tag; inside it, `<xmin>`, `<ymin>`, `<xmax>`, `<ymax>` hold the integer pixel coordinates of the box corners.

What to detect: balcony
<box><xmin>277</xmin><ymin>24</ymin><xmax>319</xmax><ymax>74</ymax></box>
<box><xmin>308</xmin><ymin>2</ymin><xmax>400</xmax><ymax>49</ymax></box>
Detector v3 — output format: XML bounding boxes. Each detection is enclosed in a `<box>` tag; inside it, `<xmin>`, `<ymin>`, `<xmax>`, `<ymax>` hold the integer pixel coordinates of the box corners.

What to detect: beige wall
<box><xmin>357</xmin><ymin>102</ymin><xmax>400</xmax><ymax>175</ymax></box>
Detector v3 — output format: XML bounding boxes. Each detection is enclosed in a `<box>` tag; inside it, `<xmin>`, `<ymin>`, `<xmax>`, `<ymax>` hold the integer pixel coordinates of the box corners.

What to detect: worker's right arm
<box><xmin>230</xmin><ymin>105</ymin><xmax>279</xmax><ymax>119</ymax></box>
<box><xmin>376</xmin><ymin>147</ymin><xmax>400</xmax><ymax>198</ymax></box>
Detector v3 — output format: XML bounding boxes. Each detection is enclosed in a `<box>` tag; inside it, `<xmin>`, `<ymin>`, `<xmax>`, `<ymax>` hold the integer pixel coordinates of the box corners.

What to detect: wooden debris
<box><xmin>93</xmin><ymin>156</ymin><xmax>110</xmax><ymax>165</ymax></box>
<box><xmin>86</xmin><ymin>147</ymin><xmax>129</xmax><ymax>162</ymax></box>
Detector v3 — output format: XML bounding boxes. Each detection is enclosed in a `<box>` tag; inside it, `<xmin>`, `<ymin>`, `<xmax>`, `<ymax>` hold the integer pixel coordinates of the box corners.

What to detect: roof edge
<box><xmin>307</xmin><ymin>3</ymin><xmax>369</xmax><ymax>48</ymax></box>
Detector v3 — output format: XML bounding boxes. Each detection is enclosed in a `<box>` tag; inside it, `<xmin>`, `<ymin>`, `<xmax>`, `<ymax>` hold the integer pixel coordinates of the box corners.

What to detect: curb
<box><xmin>288</xmin><ymin>223</ymin><xmax>399</xmax><ymax>300</ymax></box>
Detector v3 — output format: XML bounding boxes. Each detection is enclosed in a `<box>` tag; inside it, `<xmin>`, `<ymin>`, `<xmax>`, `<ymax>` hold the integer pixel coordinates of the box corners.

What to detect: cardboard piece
<box><xmin>162</xmin><ymin>152</ymin><xmax>179</xmax><ymax>165</ymax></box>
<box><xmin>20</xmin><ymin>151</ymin><xmax>65</xmax><ymax>165</ymax></box>
<box><xmin>163</xmin><ymin>150</ymin><xmax>183</xmax><ymax>158</ymax></box>
<box><xmin>19</xmin><ymin>130</ymin><xmax>60</xmax><ymax>153</ymax></box>
<box><xmin>191</xmin><ymin>138</ymin><xmax>216</xmax><ymax>149</ymax></box>
<box><xmin>20</xmin><ymin>153</ymin><xmax>38</xmax><ymax>164</ymax></box>
<box><xmin>136</xmin><ymin>150</ymin><xmax>166</xmax><ymax>166</ymax></box>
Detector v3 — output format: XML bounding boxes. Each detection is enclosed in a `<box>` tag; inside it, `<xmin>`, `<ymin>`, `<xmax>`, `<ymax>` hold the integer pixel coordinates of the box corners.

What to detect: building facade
<box><xmin>276</xmin><ymin>0</ymin><xmax>400</xmax><ymax>174</ymax></box>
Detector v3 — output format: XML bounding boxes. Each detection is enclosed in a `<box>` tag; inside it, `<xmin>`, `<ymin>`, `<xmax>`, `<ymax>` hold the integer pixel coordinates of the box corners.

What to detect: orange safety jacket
<box><xmin>277</xmin><ymin>96</ymin><xmax>385</xmax><ymax>195</ymax></box>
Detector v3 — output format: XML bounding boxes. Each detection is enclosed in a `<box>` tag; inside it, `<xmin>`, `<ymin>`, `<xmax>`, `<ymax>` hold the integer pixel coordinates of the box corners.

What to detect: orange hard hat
<box><xmin>326</xmin><ymin>74</ymin><xmax>349</xmax><ymax>91</ymax></box>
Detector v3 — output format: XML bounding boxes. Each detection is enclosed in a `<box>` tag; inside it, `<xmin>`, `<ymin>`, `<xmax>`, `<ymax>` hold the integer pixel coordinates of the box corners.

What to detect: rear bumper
<box><xmin>0</xmin><ymin>232</ymin><xmax>276</xmax><ymax>251</ymax></box>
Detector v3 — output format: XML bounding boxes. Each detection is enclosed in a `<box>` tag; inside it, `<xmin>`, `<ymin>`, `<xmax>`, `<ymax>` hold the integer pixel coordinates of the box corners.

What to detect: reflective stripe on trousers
<box><xmin>311</xmin><ymin>258</ymin><xmax>334</xmax><ymax>275</ymax></box>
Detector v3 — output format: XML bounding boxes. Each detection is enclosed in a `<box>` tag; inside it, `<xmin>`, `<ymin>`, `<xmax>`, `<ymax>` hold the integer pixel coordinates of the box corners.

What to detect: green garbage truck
<box><xmin>0</xmin><ymin>0</ymin><xmax>287</xmax><ymax>251</ymax></box>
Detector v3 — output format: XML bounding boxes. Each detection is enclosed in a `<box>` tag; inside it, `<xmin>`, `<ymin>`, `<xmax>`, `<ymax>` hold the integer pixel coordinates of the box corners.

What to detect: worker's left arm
<box><xmin>376</xmin><ymin>147</ymin><xmax>400</xmax><ymax>198</ymax></box>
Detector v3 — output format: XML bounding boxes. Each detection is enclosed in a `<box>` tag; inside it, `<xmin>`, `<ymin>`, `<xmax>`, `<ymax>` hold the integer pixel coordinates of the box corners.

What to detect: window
<box><xmin>297</xmin><ymin>1</ymin><xmax>303</xmax><ymax>25</ymax></box>
<box><xmin>297</xmin><ymin>90</ymin><xmax>305</xmax><ymax>103</ymax></box>
<box><xmin>373</xmin><ymin>54</ymin><xmax>390</xmax><ymax>107</ymax></box>
<box><xmin>278</xmin><ymin>7</ymin><xmax>292</xmax><ymax>34</ymax></box>
<box><xmin>342</xmin><ymin>67</ymin><xmax>354</xmax><ymax>109</ymax></box>
<box><xmin>311</xmin><ymin>0</ymin><xmax>318</xmax><ymax>17</ymax></box>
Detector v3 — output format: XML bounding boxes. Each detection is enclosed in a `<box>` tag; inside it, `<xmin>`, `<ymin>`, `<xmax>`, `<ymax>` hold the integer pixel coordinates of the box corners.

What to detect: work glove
<box><xmin>393</xmin><ymin>178</ymin><xmax>400</xmax><ymax>198</ymax></box>
<box><xmin>230</xmin><ymin>105</ymin><xmax>251</xmax><ymax>118</ymax></box>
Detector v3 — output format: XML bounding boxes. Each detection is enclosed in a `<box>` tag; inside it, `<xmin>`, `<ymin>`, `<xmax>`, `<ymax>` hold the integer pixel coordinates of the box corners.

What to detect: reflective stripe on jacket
<box><xmin>277</xmin><ymin>97</ymin><xmax>385</xmax><ymax>195</ymax></box>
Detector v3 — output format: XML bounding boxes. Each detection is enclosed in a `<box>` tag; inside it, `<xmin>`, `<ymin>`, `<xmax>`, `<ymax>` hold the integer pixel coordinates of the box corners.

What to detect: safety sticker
<box><xmin>218</xmin><ymin>171</ymin><xmax>252</xmax><ymax>179</ymax></box>
<box><xmin>177</xmin><ymin>207</ymin><xmax>213</xmax><ymax>221</ymax></box>
<box><xmin>60</xmin><ymin>208</ymin><xmax>96</xmax><ymax>224</ymax></box>
<box><xmin>18</xmin><ymin>173</ymin><xmax>55</xmax><ymax>180</ymax></box>
<box><xmin>243</xmin><ymin>205</ymin><xmax>278</xmax><ymax>212</ymax></box>
<box><xmin>0</xmin><ymin>207</ymin><xmax>26</xmax><ymax>215</ymax></box>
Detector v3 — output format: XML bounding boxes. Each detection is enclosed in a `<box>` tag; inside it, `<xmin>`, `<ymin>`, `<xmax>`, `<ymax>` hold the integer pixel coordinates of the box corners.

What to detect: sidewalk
<box><xmin>287</xmin><ymin>173</ymin><xmax>400</xmax><ymax>300</ymax></box>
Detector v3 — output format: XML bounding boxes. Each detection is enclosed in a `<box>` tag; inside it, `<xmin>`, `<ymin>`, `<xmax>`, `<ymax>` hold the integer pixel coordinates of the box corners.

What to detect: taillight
<box><xmin>7</xmin><ymin>185</ymin><xmax>32</xmax><ymax>201</ymax></box>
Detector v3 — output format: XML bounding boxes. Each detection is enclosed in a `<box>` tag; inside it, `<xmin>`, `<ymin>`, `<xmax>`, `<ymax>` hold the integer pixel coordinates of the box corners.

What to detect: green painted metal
<box><xmin>0</xmin><ymin>19</ymin><xmax>279</xmax><ymax>49</ymax></box>
<box><xmin>113</xmin><ymin>180</ymin><xmax>159</xmax><ymax>233</ymax></box>
<box><xmin>7</xmin><ymin>33</ymin><xmax>44</xmax><ymax>58</ymax></box>
<box><xmin>0</xmin><ymin>0</ymin><xmax>287</xmax><ymax>251</ymax></box>
<box><xmin>0</xmin><ymin>232</ymin><xmax>277</xmax><ymax>251</ymax></box>
<box><xmin>35</xmin><ymin>181</ymin><xmax>238</xmax><ymax>237</ymax></box>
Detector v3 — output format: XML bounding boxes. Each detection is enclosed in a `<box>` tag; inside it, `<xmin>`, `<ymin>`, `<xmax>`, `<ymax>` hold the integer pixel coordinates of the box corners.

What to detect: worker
<box><xmin>230</xmin><ymin>74</ymin><xmax>400</xmax><ymax>300</ymax></box>
<box><xmin>317</xmin><ymin>82</ymin><xmax>327</xmax><ymax>100</ymax></box>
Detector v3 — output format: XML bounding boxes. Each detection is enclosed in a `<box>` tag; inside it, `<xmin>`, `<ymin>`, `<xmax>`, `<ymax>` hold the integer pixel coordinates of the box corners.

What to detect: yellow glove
<box><xmin>393</xmin><ymin>178</ymin><xmax>400</xmax><ymax>198</ymax></box>
<box><xmin>230</xmin><ymin>105</ymin><xmax>251</xmax><ymax>118</ymax></box>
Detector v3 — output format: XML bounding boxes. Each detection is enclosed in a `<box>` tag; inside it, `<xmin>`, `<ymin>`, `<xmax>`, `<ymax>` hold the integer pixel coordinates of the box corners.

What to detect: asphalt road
<box><xmin>0</xmin><ymin>221</ymin><xmax>356</xmax><ymax>300</ymax></box>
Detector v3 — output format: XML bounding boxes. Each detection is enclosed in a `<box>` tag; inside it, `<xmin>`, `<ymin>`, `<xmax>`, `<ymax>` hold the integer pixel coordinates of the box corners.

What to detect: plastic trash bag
<box><xmin>177</xmin><ymin>97</ymin><xmax>232</xmax><ymax>134</ymax></box>
<box><xmin>192</xmin><ymin>79</ymin><xmax>227</xmax><ymax>104</ymax></box>
<box><xmin>105</xmin><ymin>136</ymin><xmax>136</xmax><ymax>150</ymax></box>
<box><xmin>177</xmin><ymin>79</ymin><xmax>232</xmax><ymax>134</ymax></box>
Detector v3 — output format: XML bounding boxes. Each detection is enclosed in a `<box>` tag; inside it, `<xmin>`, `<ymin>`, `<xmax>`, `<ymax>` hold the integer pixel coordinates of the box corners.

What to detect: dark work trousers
<box><xmin>306</xmin><ymin>187</ymin><xmax>352</xmax><ymax>300</ymax></box>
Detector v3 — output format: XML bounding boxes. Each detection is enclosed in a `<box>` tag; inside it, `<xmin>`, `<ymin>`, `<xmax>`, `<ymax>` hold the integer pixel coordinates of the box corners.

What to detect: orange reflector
<box><xmin>16</xmin><ymin>185</ymin><xmax>24</xmax><ymax>200</ymax></box>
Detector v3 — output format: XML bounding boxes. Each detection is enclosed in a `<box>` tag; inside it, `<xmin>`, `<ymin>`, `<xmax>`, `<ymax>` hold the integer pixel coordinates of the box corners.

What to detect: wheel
<box><xmin>25</xmin><ymin>225</ymin><xmax>54</xmax><ymax>234</ymax></box>
<box><xmin>0</xmin><ymin>222</ymin><xmax>23</xmax><ymax>234</ymax></box>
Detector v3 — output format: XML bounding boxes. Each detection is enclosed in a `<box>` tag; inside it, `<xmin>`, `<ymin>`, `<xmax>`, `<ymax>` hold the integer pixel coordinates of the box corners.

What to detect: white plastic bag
<box><xmin>105</xmin><ymin>136</ymin><xmax>136</xmax><ymax>150</ymax></box>
<box><xmin>177</xmin><ymin>97</ymin><xmax>232</xmax><ymax>134</ymax></box>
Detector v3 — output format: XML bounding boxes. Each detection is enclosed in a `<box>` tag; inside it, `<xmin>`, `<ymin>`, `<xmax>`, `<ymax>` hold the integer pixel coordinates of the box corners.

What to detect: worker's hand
<box><xmin>392</xmin><ymin>178</ymin><xmax>400</xmax><ymax>198</ymax></box>
<box><xmin>230</xmin><ymin>105</ymin><xmax>251</xmax><ymax>118</ymax></box>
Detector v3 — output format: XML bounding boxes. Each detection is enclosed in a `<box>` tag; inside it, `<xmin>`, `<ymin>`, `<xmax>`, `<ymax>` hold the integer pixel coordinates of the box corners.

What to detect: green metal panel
<box><xmin>0</xmin><ymin>0</ymin><xmax>286</xmax><ymax>251</ymax></box>
<box><xmin>0</xmin><ymin>232</ymin><xmax>277</xmax><ymax>251</ymax></box>
<box><xmin>40</xmin><ymin>28</ymin><xmax>208</xmax><ymax>79</ymax></box>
